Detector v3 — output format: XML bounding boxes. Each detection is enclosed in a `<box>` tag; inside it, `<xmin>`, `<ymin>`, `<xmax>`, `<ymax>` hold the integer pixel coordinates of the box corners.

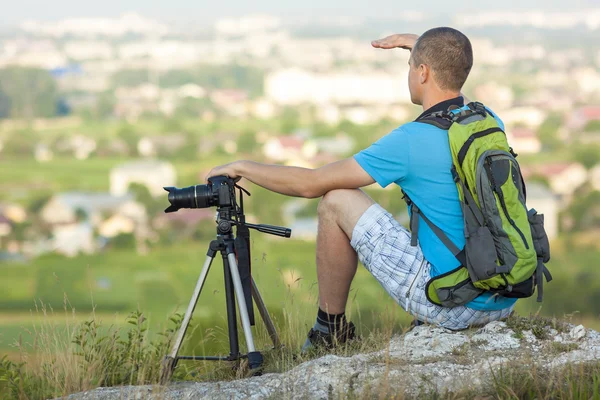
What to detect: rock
<box><xmin>62</xmin><ymin>321</ymin><xmax>600</xmax><ymax>400</ymax></box>
<box><xmin>522</xmin><ymin>330</ymin><xmax>537</xmax><ymax>344</ymax></box>
<box><xmin>569</xmin><ymin>324</ymin><xmax>587</xmax><ymax>341</ymax></box>
<box><xmin>478</xmin><ymin>320</ymin><xmax>507</xmax><ymax>334</ymax></box>
<box><xmin>398</xmin><ymin>325</ymin><xmax>469</xmax><ymax>361</ymax></box>
<box><xmin>470</xmin><ymin>327</ymin><xmax>520</xmax><ymax>351</ymax></box>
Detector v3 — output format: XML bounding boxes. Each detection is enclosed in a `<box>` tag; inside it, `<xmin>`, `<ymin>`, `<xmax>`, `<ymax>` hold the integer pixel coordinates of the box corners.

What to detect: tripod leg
<box><xmin>161</xmin><ymin>253</ymin><xmax>215</xmax><ymax>383</ymax></box>
<box><xmin>226</xmin><ymin>253</ymin><xmax>256</xmax><ymax>352</ymax></box>
<box><xmin>226</xmin><ymin>253</ymin><xmax>264</xmax><ymax>371</ymax></box>
<box><xmin>251</xmin><ymin>278</ymin><xmax>281</xmax><ymax>348</ymax></box>
<box><xmin>222</xmin><ymin>254</ymin><xmax>240</xmax><ymax>359</ymax></box>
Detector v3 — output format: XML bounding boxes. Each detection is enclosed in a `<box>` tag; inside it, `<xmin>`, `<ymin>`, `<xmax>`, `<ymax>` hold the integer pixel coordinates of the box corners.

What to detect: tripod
<box><xmin>160</xmin><ymin>193</ymin><xmax>291</xmax><ymax>383</ymax></box>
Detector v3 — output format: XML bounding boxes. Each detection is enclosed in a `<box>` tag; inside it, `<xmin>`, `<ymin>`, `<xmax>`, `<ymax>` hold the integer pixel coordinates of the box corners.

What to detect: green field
<box><xmin>0</xmin><ymin>234</ymin><xmax>412</xmax><ymax>356</ymax></box>
<box><xmin>2</xmin><ymin>231</ymin><xmax>600</xmax><ymax>360</ymax></box>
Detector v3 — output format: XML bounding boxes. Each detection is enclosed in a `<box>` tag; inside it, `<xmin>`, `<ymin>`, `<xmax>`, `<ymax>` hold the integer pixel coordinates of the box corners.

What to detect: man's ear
<box><xmin>419</xmin><ymin>64</ymin><xmax>429</xmax><ymax>84</ymax></box>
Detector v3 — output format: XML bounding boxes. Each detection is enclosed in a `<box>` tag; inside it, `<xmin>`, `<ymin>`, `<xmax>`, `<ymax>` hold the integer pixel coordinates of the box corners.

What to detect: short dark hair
<box><xmin>411</xmin><ymin>27</ymin><xmax>473</xmax><ymax>92</ymax></box>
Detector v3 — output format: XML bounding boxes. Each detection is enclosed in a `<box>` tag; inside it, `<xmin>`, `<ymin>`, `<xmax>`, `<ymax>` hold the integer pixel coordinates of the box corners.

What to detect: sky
<box><xmin>1</xmin><ymin>0</ymin><xmax>599</xmax><ymax>24</ymax></box>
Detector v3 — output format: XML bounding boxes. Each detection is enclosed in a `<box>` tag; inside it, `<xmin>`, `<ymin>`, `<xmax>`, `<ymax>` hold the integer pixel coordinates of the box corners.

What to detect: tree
<box><xmin>174</xmin><ymin>97</ymin><xmax>214</xmax><ymax>119</ymax></box>
<box><xmin>537</xmin><ymin>113</ymin><xmax>563</xmax><ymax>151</ymax></box>
<box><xmin>0</xmin><ymin>86</ymin><xmax>11</xmax><ymax>118</ymax></box>
<box><xmin>0</xmin><ymin>67</ymin><xmax>59</xmax><ymax>119</ymax></box>
<box><xmin>110</xmin><ymin>232</ymin><xmax>136</xmax><ymax>249</ymax></box>
<box><xmin>583</xmin><ymin>120</ymin><xmax>600</xmax><ymax>132</ymax></box>
<box><xmin>95</xmin><ymin>92</ymin><xmax>115</xmax><ymax>119</ymax></box>
<box><xmin>74</xmin><ymin>207</ymin><xmax>88</xmax><ymax>222</ymax></box>
<box><xmin>116</xmin><ymin>124</ymin><xmax>140</xmax><ymax>156</ymax></box>
<box><xmin>280</xmin><ymin>107</ymin><xmax>300</xmax><ymax>134</ymax></box>
<box><xmin>161</xmin><ymin>118</ymin><xmax>182</xmax><ymax>133</ymax></box>
<box><xmin>237</xmin><ymin>129</ymin><xmax>258</xmax><ymax>153</ymax></box>
<box><xmin>3</xmin><ymin>129</ymin><xmax>40</xmax><ymax>155</ymax></box>
<box><xmin>573</xmin><ymin>144</ymin><xmax>600</xmax><ymax>170</ymax></box>
<box><xmin>564</xmin><ymin>191</ymin><xmax>600</xmax><ymax>232</ymax></box>
<box><xmin>110</xmin><ymin>69</ymin><xmax>149</xmax><ymax>87</ymax></box>
<box><xmin>128</xmin><ymin>183</ymin><xmax>163</xmax><ymax>216</ymax></box>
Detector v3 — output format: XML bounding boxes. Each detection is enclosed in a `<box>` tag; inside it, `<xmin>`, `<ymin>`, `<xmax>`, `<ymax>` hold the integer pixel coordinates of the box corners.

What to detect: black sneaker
<box><xmin>410</xmin><ymin>318</ymin><xmax>426</xmax><ymax>329</ymax></box>
<box><xmin>305</xmin><ymin>321</ymin><xmax>357</xmax><ymax>350</ymax></box>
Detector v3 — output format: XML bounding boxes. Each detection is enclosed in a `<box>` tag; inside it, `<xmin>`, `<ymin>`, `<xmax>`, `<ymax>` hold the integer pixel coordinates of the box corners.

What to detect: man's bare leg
<box><xmin>316</xmin><ymin>189</ymin><xmax>375</xmax><ymax>314</ymax></box>
<box><xmin>302</xmin><ymin>189</ymin><xmax>375</xmax><ymax>351</ymax></box>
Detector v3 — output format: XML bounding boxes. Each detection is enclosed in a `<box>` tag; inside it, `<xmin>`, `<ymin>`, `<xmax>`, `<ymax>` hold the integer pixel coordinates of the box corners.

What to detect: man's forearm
<box><xmin>237</xmin><ymin>161</ymin><xmax>316</xmax><ymax>198</ymax></box>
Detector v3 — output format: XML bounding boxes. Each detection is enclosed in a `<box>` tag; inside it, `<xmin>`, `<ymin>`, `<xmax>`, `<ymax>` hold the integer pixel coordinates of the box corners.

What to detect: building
<box><xmin>51</xmin><ymin>222</ymin><xmax>95</xmax><ymax>257</ymax></box>
<box><xmin>137</xmin><ymin>134</ymin><xmax>187</xmax><ymax>157</ymax></box>
<box><xmin>288</xmin><ymin>218</ymin><xmax>318</xmax><ymax>241</ymax></box>
<box><xmin>210</xmin><ymin>89</ymin><xmax>249</xmax><ymax>117</ymax></box>
<box><xmin>590</xmin><ymin>164</ymin><xmax>600</xmax><ymax>191</ymax></box>
<box><xmin>41</xmin><ymin>192</ymin><xmax>145</xmax><ymax>226</ymax></box>
<box><xmin>263</xmin><ymin>136</ymin><xmax>318</xmax><ymax>162</ymax></box>
<box><xmin>0</xmin><ymin>213</ymin><xmax>12</xmax><ymax>238</ymax></box>
<box><xmin>501</xmin><ymin>107</ymin><xmax>547</xmax><ymax>129</ymax></box>
<box><xmin>522</xmin><ymin>162</ymin><xmax>588</xmax><ymax>202</ymax></box>
<box><xmin>507</xmin><ymin>128</ymin><xmax>541</xmax><ymax>154</ymax></box>
<box><xmin>110</xmin><ymin>160</ymin><xmax>176</xmax><ymax>197</ymax></box>
<box><xmin>39</xmin><ymin>192</ymin><xmax>147</xmax><ymax>256</ymax></box>
<box><xmin>568</xmin><ymin>106</ymin><xmax>600</xmax><ymax>130</ymax></box>
<box><xmin>53</xmin><ymin>135</ymin><xmax>97</xmax><ymax>160</ymax></box>
<box><xmin>308</xmin><ymin>133</ymin><xmax>355</xmax><ymax>156</ymax></box>
<box><xmin>474</xmin><ymin>82</ymin><xmax>514</xmax><ymax>110</ymax></box>
<box><xmin>265</xmin><ymin>68</ymin><xmax>410</xmax><ymax>106</ymax></box>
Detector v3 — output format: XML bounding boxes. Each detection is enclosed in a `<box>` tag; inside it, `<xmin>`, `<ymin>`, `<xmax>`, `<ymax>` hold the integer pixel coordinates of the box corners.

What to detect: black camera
<box><xmin>163</xmin><ymin>176</ymin><xmax>236</xmax><ymax>213</ymax></box>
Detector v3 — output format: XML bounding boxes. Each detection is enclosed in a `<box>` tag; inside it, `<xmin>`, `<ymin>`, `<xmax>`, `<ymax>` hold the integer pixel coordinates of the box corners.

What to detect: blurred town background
<box><xmin>1</xmin><ymin>5</ymin><xmax>600</xmax><ymax>358</ymax></box>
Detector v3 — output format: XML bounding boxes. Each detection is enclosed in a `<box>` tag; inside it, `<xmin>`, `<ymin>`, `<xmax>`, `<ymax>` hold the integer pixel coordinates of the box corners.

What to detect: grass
<box><xmin>1</xmin><ymin>234</ymin><xmax>600</xmax><ymax>398</ymax></box>
<box><xmin>1</xmin><ymin>290</ymin><xmax>599</xmax><ymax>400</ymax></box>
<box><xmin>0</xmin><ymin>295</ymin><xmax>411</xmax><ymax>399</ymax></box>
<box><xmin>483</xmin><ymin>361</ymin><xmax>600</xmax><ymax>400</ymax></box>
<box><xmin>0</xmin><ymin>307</ymin><xmax>184</xmax><ymax>400</ymax></box>
<box><xmin>5</xmin><ymin>312</ymin><xmax>598</xmax><ymax>400</ymax></box>
<box><xmin>0</xmin><ymin>234</ymin><xmax>413</xmax><ymax>354</ymax></box>
<box><xmin>505</xmin><ymin>313</ymin><xmax>569</xmax><ymax>340</ymax></box>
<box><xmin>548</xmin><ymin>342</ymin><xmax>580</xmax><ymax>355</ymax></box>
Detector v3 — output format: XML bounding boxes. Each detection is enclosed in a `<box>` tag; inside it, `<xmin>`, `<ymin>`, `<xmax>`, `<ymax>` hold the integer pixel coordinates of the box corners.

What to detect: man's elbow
<box><xmin>299</xmin><ymin>186</ymin><xmax>325</xmax><ymax>199</ymax></box>
<box><xmin>297</xmin><ymin>170</ymin><xmax>324</xmax><ymax>199</ymax></box>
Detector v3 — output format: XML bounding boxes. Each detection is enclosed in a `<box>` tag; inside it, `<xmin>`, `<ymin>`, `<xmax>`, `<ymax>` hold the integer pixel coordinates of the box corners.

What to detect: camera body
<box><xmin>206</xmin><ymin>175</ymin><xmax>235</xmax><ymax>208</ymax></box>
<box><xmin>164</xmin><ymin>175</ymin><xmax>236</xmax><ymax>213</ymax></box>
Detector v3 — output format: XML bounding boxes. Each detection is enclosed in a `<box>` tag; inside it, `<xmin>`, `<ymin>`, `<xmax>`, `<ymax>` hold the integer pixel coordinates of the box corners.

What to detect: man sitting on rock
<box><xmin>206</xmin><ymin>27</ymin><xmax>516</xmax><ymax>351</ymax></box>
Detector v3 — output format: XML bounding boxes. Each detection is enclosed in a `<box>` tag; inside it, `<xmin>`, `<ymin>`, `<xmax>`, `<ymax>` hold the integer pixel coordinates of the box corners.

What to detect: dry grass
<box><xmin>0</xmin><ymin>300</ymin><xmax>185</xmax><ymax>399</ymax></box>
<box><xmin>1</xmin><ymin>298</ymin><xmax>600</xmax><ymax>399</ymax></box>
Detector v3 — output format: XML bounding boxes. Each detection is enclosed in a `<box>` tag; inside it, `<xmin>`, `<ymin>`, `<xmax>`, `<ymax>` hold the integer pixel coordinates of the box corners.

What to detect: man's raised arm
<box><xmin>372</xmin><ymin>33</ymin><xmax>471</xmax><ymax>103</ymax></box>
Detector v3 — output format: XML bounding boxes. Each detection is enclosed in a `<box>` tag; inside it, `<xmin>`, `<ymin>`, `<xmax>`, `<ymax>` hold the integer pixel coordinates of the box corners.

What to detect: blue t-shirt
<box><xmin>353</xmin><ymin>101</ymin><xmax>516</xmax><ymax>311</ymax></box>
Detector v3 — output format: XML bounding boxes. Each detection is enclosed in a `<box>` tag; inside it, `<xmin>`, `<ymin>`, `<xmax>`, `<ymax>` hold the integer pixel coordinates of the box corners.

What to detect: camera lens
<box><xmin>194</xmin><ymin>184</ymin><xmax>213</xmax><ymax>208</ymax></box>
<box><xmin>163</xmin><ymin>184</ymin><xmax>214</xmax><ymax>213</ymax></box>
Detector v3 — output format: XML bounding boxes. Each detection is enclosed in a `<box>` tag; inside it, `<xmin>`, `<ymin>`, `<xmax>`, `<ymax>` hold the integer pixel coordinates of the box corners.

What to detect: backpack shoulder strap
<box><xmin>415</xmin><ymin>111</ymin><xmax>453</xmax><ymax>130</ymax></box>
<box><xmin>402</xmin><ymin>191</ymin><xmax>467</xmax><ymax>266</ymax></box>
<box><xmin>415</xmin><ymin>101</ymin><xmax>483</xmax><ymax>130</ymax></box>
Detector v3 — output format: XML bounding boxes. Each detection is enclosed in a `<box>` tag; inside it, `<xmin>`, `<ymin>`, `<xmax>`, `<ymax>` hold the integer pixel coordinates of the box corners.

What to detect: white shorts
<box><xmin>350</xmin><ymin>204</ymin><xmax>514</xmax><ymax>330</ymax></box>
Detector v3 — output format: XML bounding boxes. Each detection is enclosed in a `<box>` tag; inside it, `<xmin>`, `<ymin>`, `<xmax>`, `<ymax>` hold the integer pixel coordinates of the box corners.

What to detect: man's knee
<box><xmin>318</xmin><ymin>189</ymin><xmax>376</xmax><ymax>236</ymax></box>
<box><xmin>318</xmin><ymin>189</ymin><xmax>360</xmax><ymax>217</ymax></box>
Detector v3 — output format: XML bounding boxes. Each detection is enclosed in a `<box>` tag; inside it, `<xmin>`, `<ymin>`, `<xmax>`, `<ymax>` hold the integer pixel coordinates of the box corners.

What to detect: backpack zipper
<box><xmin>457</xmin><ymin>127</ymin><xmax>504</xmax><ymax>166</ymax></box>
<box><xmin>485</xmin><ymin>160</ymin><xmax>529</xmax><ymax>249</ymax></box>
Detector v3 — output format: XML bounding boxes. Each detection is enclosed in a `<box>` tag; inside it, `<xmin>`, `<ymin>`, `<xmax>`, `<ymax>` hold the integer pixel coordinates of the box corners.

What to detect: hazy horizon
<box><xmin>1</xmin><ymin>0</ymin><xmax>599</xmax><ymax>25</ymax></box>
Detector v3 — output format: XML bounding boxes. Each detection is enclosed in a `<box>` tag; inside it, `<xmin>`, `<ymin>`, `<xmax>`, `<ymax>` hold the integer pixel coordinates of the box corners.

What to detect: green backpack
<box><xmin>405</xmin><ymin>102</ymin><xmax>552</xmax><ymax>308</ymax></box>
